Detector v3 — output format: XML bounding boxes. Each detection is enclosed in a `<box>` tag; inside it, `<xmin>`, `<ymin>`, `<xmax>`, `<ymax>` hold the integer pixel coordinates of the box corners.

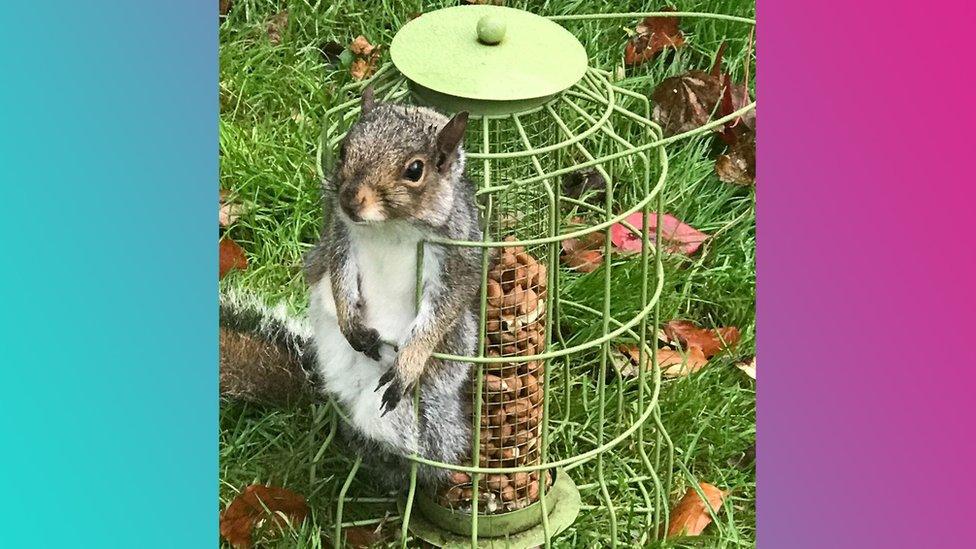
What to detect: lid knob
<box><xmin>477</xmin><ymin>15</ymin><xmax>506</xmax><ymax>45</ymax></box>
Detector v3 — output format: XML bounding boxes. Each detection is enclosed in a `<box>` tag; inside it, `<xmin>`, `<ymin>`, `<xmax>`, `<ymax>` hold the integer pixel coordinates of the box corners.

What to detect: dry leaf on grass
<box><xmin>651</xmin><ymin>70</ymin><xmax>724</xmax><ymax>137</ymax></box>
<box><xmin>618</xmin><ymin>345</ymin><xmax>709</xmax><ymax>378</ymax></box>
<box><xmin>342</xmin><ymin>525</ymin><xmax>386</xmax><ymax>548</ymax></box>
<box><xmin>667</xmin><ymin>482</ymin><xmax>728</xmax><ymax>538</ymax></box>
<box><xmin>560</xmin><ymin>230</ymin><xmax>605</xmax><ymax>273</ymax></box>
<box><xmin>220</xmin><ymin>484</ymin><xmax>309</xmax><ymax>548</ymax></box>
<box><xmin>220</xmin><ymin>238</ymin><xmax>248</xmax><ymax>279</ymax></box>
<box><xmin>658</xmin><ymin>346</ymin><xmax>709</xmax><ymax>377</ymax></box>
<box><xmin>624</xmin><ymin>9</ymin><xmax>685</xmax><ymax>66</ymax></box>
<box><xmin>349</xmin><ymin>35</ymin><xmax>375</xmax><ymax>56</ymax></box>
<box><xmin>220</xmin><ymin>0</ymin><xmax>233</xmax><ymax>17</ymax></box>
<box><xmin>266</xmin><ymin>10</ymin><xmax>288</xmax><ymax>45</ymax></box>
<box><xmin>736</xmin><ymin>356</ymin><xmax>756</xmax><ymax>379</ymax></box>
<box><xmin>610</xmin><ymin>212</ymin><xmax>709</xmax><ymax>255</ymax></box>
<box><xmin>713</xmin><ymin>39</ymin><xmax>756</xmax><ymax>185</ymax></box>
<box><xmin>663</xmin><ymin>320</ymin><xmax>740</xmax><ymax>358</ymax></box>
<box><xmin>349</xmin><ymin>58</ymin><xmax>376</xmax><ymax>81</ymax></box>
<box><xmin>715</xmin><ymin>128</ymin><xmax>755</xmax><ymax>185</ymax></box>
<box><xmin>348</xmin><ymin>36</ymin><xmax>381</xmax><ymax>81</ymax></box>
<box><xmin>219</xmin><ymin>190</ymin><xmax>247</xmax><ymax>227</ymax></box>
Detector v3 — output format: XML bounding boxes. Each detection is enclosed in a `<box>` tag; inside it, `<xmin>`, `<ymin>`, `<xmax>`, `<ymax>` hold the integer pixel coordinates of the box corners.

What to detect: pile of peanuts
<box><xmin>439</xmin><ymin>239</ymin><xmax>553</xmax><ymax>513</ymax></box>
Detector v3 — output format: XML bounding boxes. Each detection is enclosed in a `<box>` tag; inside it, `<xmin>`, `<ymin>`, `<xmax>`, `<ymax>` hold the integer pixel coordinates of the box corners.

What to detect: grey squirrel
<box><xmin>222</xmin><ymin>88</ymin><xmax>483</xmax><ymax>490</ymax></box>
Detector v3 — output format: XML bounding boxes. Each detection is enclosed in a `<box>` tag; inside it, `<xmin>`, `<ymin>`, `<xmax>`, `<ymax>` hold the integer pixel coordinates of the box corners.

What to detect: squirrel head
<box><xmin>333</xmin><ymin>87</ymin><xmax>469</xmax><ymax>227</ymax></box>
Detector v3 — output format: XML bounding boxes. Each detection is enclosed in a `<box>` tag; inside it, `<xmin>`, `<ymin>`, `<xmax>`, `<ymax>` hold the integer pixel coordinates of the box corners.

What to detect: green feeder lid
<box><xmin>390</xmin><ymin>5</ymin><xmax>588</xmax><ymax>116</ymax></box>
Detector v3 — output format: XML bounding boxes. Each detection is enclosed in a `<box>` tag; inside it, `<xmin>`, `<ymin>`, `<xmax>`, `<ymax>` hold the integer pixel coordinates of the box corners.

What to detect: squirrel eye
<box><xmin>403</xmin><ymin>159</ymin><xmax>424</xmax><ymax>182</ymax></box>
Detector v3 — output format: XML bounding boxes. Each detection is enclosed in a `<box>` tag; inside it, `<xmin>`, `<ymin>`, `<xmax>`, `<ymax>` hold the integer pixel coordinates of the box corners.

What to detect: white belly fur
<box><xmin>308</xmin><ymin>222</ymin><xmax>442</xmax><ymax>449</ymax></box>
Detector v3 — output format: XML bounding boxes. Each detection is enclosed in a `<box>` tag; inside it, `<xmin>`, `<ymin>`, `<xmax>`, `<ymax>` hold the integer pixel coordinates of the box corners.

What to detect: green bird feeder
<box><xmin>318</xmin><ymin>5</ymin><xmax>756</xmax><ymax>547</ymax></box>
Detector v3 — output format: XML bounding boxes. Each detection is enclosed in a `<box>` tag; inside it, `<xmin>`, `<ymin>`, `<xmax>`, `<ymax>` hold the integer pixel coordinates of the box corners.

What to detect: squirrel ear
<box><xmin>435</xmin><ymin>111</ymin><xmax>469</xmax><ymax>169</ymax></box>
<box><xmin>361</xmin><ymin>85</ymin><xmax>376</xmax><ymax>114</ymax></box>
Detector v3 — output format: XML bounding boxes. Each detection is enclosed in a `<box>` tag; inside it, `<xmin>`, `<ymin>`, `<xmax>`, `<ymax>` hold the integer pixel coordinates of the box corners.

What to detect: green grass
<box><xmin>220</xmin><ymin>1</ymin><xmax>755</xmax><ymax>547</ymax></box>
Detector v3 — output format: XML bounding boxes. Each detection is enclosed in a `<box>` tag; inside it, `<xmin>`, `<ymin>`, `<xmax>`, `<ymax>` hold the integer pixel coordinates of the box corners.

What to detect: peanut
<box><xmin>522</xmin><ymin>374</ymin><xmax>541</xmax><ymax>404</ymax></box>
<box><xmin>519</xmin><ymin>289</ymin><xmax>539</xmax><ymax>316</ymax></box>
<box><xmin>449</xmin><ymin>471</ymin><xmax>471</xmax><ymax>485</ymax></box>
<box><xmin>500</xmin><ymin>484</ymin><xmax>517</xmax><ymax>502</ymax></box>
<box><xmin>485</xmin><ymin>474</ymin><xmax>509</xmax><ymax>491</ymax></box>
<box><xmin>487</xmin><ymin>278</ymin><xmax>503</xmax><ymax>307</ymax></box>
<box><xmin>483</xmin><ymin>374</ymin><xmax>508</xmax><ymax>393</ymax></box>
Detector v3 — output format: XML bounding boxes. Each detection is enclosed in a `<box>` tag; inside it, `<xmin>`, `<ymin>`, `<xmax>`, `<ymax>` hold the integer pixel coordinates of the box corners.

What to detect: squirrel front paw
<box><xmin>375</xmin><ymin>368</ymin><xmax>416</xmax><ymax>416</ymax></box>
<box><xmin>344</xmin><ymin>324</ymin><xmax>382</xmax><ymax>361</ymax></box>
<box><xmin>374</xmin><ymin>348</ymin><xmax>426</xmax><ymax>416</ymax></box>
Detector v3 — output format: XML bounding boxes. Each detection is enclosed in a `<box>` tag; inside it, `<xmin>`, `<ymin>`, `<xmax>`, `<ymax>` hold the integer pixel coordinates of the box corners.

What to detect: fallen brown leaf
<box><xmin>624</xmin><ymin>10</ymin><xmax>685</xmax><ymax>67</ymax></box>
<box><xmin>618</xmin><ymin>345</ymin><xmax>709</xmax><ymax>378</ymax></box>
<box><xmin>667</xmin><ymin>482</ymin><xmax>728</xmax><ymax>538</ymax></box>
<box><xmin>349</xmin><ymin>58</ymin><xmax>375</xmax><ymax>81</ymax></box>
<box><xmin>348</xmin><ymin>36</ymin><xmax>381</xmax><ymax>81</ymax></box>
<box><xmin>349</xmin><ymin>35</ymin><xmax>375</xmax><ymax>56</ymax></box>
<box><xmin>658</xmin><ymin>346</ymin><xmax>709</xmax><ymax>377</ymax></box>
<box><xmin>651</xmin><ymin>70</ymin><xmax>724</xmax><ymax>137</ymax></box>
<box><xmin>343</xmin><ymin>525</ymin><xmax>385</xmax><ymax>548</ymax></box>
<box><xmin>713</xmin><ymin>38</ymin><xmax>756</xmax><ymax>184</ymax></box>
<box><xmin>220</xmin><ymin>238</ymin><xmax>248</xmax><ymax>279</ymax></box>
<box><xmin>663</xmin><ymin>320</ymin><xmax>740</xmax><ymax>359</ymax></box>
<box><xmin>715</xmin><ymin>128</ymin><xmax>756</xmax><ymax>185</ymax></box>
<box><xmin>736</xmin><ymin>356</ymin><xmax>756</xmax><ymax>379</ymax></box>
<box><xmin>219</xmin><ymin>190</ymin><xmax>247</xmax><ymax>227</ymax></box>
<box><xmin>220</xmin><ymin>0</ymin><xmax>233</xmax><ymax>17</ymax></box>
<box><xmin>266</xmin><ymin>10</ymin><xmax>288</xmax><ymax>45</ymax></box>
<box><xmin>560</xmin><ymin>230</ymin><xmax>605</xmax><ymax>273</ymax></box>
<box><xmin>220</xmin><ymin>484</ymin><xmax>308</xmax><ymax>548</ymax></box>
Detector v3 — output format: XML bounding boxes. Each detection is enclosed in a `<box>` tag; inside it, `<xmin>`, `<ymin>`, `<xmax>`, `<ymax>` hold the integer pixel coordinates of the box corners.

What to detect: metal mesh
<box><xmin>316</xmin><ymin>11</ymin><xmax>757</xmax><ymax>547</ymax></box>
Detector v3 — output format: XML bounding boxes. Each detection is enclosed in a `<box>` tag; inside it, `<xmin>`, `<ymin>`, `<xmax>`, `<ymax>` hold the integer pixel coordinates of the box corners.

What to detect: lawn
<box><xmin>219</xmin><ymin>1</ymin><xmax>755</xmax><ymax>547</ymax></box>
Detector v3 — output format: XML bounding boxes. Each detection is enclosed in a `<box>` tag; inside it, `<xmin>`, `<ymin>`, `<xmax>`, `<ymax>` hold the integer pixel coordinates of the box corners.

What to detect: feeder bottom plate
<box><xmin>398</xmin><ymin>468</ymin><xmax>580</xmax><ymax>548</ymax></box>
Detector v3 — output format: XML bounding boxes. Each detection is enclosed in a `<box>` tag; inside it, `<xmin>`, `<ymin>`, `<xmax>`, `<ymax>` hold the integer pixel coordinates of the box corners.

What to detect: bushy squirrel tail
<box><xmin>219</xmin><ymin>288</ymin><xmax>319</xmax><ymax>405</ymax></box>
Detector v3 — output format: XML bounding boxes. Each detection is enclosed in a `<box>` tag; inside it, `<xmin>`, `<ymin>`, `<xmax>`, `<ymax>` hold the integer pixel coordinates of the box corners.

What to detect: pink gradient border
<box><xmin>758</xmin><ymin>1</ymin><xmax>976</xmax><ymax>546</ymax></box>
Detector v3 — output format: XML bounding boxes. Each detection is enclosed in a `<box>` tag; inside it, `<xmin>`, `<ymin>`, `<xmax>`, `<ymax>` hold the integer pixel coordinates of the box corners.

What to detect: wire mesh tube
<box><xmin>438</xmin><ymin>239</ymin><xmax>552</xmax><ymax>513</ymax></box>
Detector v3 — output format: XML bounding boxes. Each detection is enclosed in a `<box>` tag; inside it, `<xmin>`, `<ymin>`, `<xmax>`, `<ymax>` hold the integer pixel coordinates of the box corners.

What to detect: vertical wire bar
<box><xmin>511</xmin><ymin>112</ymin><xmax>554</xmax><ymax>545</ymax></box>
<box><xmin>334</xmin><ymin>455</ymin><xmax>362</xmax><ymax>548</ymax></box>
<box><xmin>399</xmin><ymin>242</ymin><xmax>426</xmax><ymax>548</ymax></box>
<box><xmin>596</xmin><ymin>122</ymin><xmax>619</xmax><ymax>549</ymax></box>
<box><xmin>468</xmin><ymin>117</ymin><xmax>494</xmax><ymax>548</ymax></box>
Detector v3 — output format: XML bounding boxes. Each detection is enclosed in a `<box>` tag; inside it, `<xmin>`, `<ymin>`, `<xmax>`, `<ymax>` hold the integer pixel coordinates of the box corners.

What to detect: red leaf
<box><xmin>624</xmin><ymin>10</ymin><xmax>685</xmax><ymax>67</ymax></box>
<box><xmin>220</xmin><ymin>485</ymin><xmax>309</xmax><ymax>548</ymax></box>
<box><xmin>666</xmin><ymin>482</ymin><xmax>728</xmax><ymax>538</ymax></box>
<box><xmin>220</xmin><ymin>238</ymin><xmax>248</xmax><ymax>279</ymax></box>
<box><xmin>663</xmin><ymin>320</ymin><xmax>741</xmax><ymax>358</ymax></box>
<box><xmin>610</xmin><ymin>213</ymin><xmax>708</xmax><ymax>255</ymax></box>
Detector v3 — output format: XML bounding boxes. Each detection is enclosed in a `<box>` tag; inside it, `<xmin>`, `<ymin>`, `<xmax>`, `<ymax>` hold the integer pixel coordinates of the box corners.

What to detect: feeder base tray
<box><xmin>398</xmin><ymin>468</ymin><xmax>580</xmax><ymax>548</ymax></box>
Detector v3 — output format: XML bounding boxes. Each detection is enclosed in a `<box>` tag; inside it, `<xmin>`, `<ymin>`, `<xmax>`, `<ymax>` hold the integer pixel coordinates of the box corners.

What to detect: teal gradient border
<box><xmin>0</xmin><ymin>1</ymin><xmax>216</xmax><ymax>546</ymax></box>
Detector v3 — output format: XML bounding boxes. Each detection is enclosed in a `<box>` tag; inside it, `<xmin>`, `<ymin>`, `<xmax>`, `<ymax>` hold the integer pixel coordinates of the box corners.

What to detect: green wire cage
<box><xmin>315</xmin><ymin>5</ymin><xmax>755</xmax><ymax>548</ymax></box>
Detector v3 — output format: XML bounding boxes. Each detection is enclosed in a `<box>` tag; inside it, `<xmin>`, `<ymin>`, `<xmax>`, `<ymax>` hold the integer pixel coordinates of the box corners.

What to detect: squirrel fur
<box><xmin>221</xmin><ymin>89</ymin><xmax>483</xmax><ymax>490</ymax></box>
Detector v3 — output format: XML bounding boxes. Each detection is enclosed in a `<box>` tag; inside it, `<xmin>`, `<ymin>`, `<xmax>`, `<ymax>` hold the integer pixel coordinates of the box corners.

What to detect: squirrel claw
<box><xmin>378</xmin><ymin>371</ymin><xmax>417</xmax><ymax>416</ymax></box>
<box><xmin>379</xmin><ymin>378</ymin><xmax>403</xmax><ymax>416</ymax></box>
<box><xmin>375</xmin><ymin>368</ymin><xmax>395</xmax><ymax>392</ymax></box>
